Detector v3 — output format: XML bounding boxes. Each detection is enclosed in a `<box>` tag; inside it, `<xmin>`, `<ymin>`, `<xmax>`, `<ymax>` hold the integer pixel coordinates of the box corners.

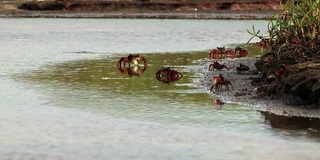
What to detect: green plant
<box><xmin>248</xmin><ymin>0</ymin><xmax>320</xmax><ymax>59</ymax></box>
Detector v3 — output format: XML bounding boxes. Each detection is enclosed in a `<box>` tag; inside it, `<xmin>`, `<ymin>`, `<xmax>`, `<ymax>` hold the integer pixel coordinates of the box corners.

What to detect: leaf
<box><xmin>246</xmin><ymin>36</ymin><xmax>255</xmax><ymax>44</ymax></box>
<box><xmin>256</xmin><ymin>30</ymin><xmax>260</xmax><ymax>35</ymax></box>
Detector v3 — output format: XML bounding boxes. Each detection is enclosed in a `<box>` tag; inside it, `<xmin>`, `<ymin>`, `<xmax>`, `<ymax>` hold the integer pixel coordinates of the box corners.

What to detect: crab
<box><xmin>209</xmin><ymin>61</ymin><xmax>229</xmax><ymax>71</ymax></box>
<box><xmin>274</xmin><ymin>64</ymin><xmax>290</xmax><ymax>81</ymax></box>
<box><xmin>256</xmin><ymin>38</ymin><xmax>271</xmax><ymax>48</ymax></box>
<box><xmin>210</xmin><ymin>74</ymin><xmax>233</xmax><ymax>92</ymax></box>
<box><xmin>209</xmin><ymin>46</ymin><xmax>249</xmax><ymax>59</ymax></box>
<box><xmin>264</xmin><ymin>63</ymin><xmax>290</xmax><ymax>82</ymax></box>
<box><xmin>117</xmin><ymin>54</ymin><xmax>148</xmax><ymax>68</ymax></box>
<box><xmin>155</xmin><ymin>67</ymin><xmax>183</xmax><ymax>84</ymax></box>
<box><xmin>209</xmin><ymin>46</ymin><xmax>236</xmax><ymax>59</ymax></box>
<box><xmin>234</xmin><ymin>46</ymin><xmax>249</xmax><ymax>58</ymax></box>
<box><xmin>236</xmin><ymin>63</ymin><xmax>250</xmax><ymax>74</ymax></box>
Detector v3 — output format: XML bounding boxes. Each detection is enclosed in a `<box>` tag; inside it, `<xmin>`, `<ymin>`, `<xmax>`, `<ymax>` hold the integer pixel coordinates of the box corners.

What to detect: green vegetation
<box><xmin>248</xmin><ymin>0</ymin><xmax>320</xmax><ymax>59</ymax></box>
<box><xmin>246</xmin><ymin>0</ymin><xmax>320</xmax><ymax>105</ymax></box>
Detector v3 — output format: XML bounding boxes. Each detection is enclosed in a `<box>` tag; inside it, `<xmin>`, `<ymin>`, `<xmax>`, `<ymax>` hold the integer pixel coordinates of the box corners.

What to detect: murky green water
<box><xmin>19</xmin><ymin>51</ymin><xmax>261</xmax><ymax>130</ymax></box>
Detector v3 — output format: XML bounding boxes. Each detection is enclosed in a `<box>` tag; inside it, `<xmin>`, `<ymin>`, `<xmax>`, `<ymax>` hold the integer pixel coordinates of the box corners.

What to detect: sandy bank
<box><xmin>0</xmin><ymin>10</ymin><xmax>279</xmax><ymax>19</ymax></box>
<box><xmin>190</xmin><ymin>57</ymin><xmax>320</xmax><ymax>118</ymax></box>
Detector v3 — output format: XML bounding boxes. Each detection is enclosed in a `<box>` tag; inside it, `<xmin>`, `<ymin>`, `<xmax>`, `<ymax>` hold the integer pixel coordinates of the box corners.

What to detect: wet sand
<box><xmin>191</xmin><ymin>57</ymin><xmax>320</xmax><ymax>118</ymax></box>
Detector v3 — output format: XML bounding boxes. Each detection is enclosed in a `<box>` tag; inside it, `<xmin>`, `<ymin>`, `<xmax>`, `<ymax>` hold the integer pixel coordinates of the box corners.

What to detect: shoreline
<box><xmin>191</xmin><ymin>57</ymin><xmax>320</xmax><ymax>118</ymax></box>
<box><xmin>0</xmin><ymin>0</ymin><xmax>281</xmax><ymax>19</ymax></box>
<box><xmin>0</xmin><ymin>10</ymin><xmax>279</xmax><ymax>19</ymax></box>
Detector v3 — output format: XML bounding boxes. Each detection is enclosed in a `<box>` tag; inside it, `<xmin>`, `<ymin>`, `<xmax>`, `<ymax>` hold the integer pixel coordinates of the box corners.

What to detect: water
<box><xmin>0</xmin><ymin>18</ymin><xmax>320</xmax><ymax>160</ymax></box>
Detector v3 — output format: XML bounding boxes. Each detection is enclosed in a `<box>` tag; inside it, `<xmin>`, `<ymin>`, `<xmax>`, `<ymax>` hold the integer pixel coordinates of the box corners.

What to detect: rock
<box><xmin>283</xmin><ymin>56</ymin><xmax>320</xmax><ymax>105</ymax></box>
<box><xmin>254</xmin><ymin>49</ymin><xmax>320</xmax><ymax>106</ymax></box>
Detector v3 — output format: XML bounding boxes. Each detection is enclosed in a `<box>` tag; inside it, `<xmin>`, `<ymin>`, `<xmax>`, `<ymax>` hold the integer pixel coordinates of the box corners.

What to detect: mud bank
<box><xmin>191</xmin><ymin>57</ymin><xmax>320</xmax><ymax>118</ymax></box>
<box><xmin>0</xmin><ymin>10</ymin><xmax>278</xmax><ymax>19</ymax></box>
<box><xmin>0</xmin><ymin>0</ymin><xmax>281</xmax><ymax>19</ymax></box>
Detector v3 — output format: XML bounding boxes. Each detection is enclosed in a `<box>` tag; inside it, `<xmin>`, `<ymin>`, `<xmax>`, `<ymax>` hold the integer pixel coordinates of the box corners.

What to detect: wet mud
<box><xmin>191</xmin><ymin>57</ymin><xmax>320</xmax><ymax>118</ymax></box>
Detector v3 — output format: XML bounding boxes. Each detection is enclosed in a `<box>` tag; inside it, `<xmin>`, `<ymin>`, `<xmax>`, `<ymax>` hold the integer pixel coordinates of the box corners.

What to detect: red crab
<box><xmin>155</xmin><ymin>67</ymin><xmax>183</xmax><ymax>84</ymax></box>
<box><xmin>210</xmin><ymin>74</ymin><xmax>233</xmax><ymax>92</ymax></box>
<box><xmin>117</xmin><ymin>54</ymin><xmax>148</xmax><ymax>68</ymax></box>
<box><xmin>290</xmin><ymin>38</ymin><xmax>301</xmax><ymax>45</ymax></box>
<box><xmin>209</xmin><ymin>46</ymin><xmax>249</xmax><ymax>59</ymax></box>
<box><xmin>209</xmin><ymin>61</ymin><xmax>229</xmax><ymax>71</ymax></box>
<box><xmin>274</xmin><ymin>64</ymin><xmax>290</xmax><ymax>80</ymax></box>
<box><xmin>209</xmin><ymin>46</ymin><xmax>236</xmax><ymax>59</ymax></box>
<box><xmin>234</xmin><ymin>46</ymin><xmax>249</xmax><ymax>58</ymax></box>
<box><xmin>256</xmin><ymin>38</ymin><xmax>271</xmax><ymax>48</ymax></box>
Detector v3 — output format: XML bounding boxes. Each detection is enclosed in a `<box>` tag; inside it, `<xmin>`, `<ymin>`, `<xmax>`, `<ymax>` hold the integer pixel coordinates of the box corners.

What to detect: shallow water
<box><xmin>1</xmin><ymin>18</ymin><xmax>320</xmax><ymax>159</ymax></box>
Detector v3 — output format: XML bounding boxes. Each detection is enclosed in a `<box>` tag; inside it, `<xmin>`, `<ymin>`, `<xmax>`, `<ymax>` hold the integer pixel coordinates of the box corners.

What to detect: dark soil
<box><xmin>17</xmin><ymin>0</ymin><xmax>282</xmax><ymax>12</ymax></box>
<box><xmin>0</xmin><ymin>0</ymin><xmax>282</xmax><ymax>19</ymax></box>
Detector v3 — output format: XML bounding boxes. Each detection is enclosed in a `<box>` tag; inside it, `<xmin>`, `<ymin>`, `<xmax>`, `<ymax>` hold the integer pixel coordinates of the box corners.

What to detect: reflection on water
<box><xmin>117</xmin><ymin>65</ymin><xmax>147</xmax><ymax>77</ymax></box>
<box><xmin>213</xmin><ymin>98</ymin><xmax>224</xmax><ymax>110</ymax></box>
<box><xmin>19</xmin><ymin>51</ymin><xmax>272</xmax><ymax>134</ymax></box>
<box><xmin>117</xmin><ymin>54</ymin><xmax>148</xmax><ymax>77</ymax></box>
<box><xmin>18</xmin><ymin>48</ymin><xmax>320</xmax><ymax>140</ymax></box>
<box><xmin>261</xmin><ymin>111</ymin><xmax>320</xmax><ymax>139</ymax></box>
<box><xmin>116</xmin><ymin>54</ymin><xmax>149</xmax><ymax>77</ymax></box>
<box><xmin>22</xmin><ymin>51</ymin><xmax>210</xmax><ymax>103</ymax></box>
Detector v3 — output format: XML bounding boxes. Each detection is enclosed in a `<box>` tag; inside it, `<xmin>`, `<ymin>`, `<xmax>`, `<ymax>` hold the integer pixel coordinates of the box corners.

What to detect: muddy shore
<box><xmin>0</xmin><ymin>0</ymin><xmax>281</xmax><ymax>19</ymax></box>
<box><xmin>0</xmin><ymin>10</ymin><xmax>279</xmax><ymax>19</ymax></box>
<box><xmin>190</xmin><ymin>57</ymin><xmax>320</xmax><ymax>118</ymax></box>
